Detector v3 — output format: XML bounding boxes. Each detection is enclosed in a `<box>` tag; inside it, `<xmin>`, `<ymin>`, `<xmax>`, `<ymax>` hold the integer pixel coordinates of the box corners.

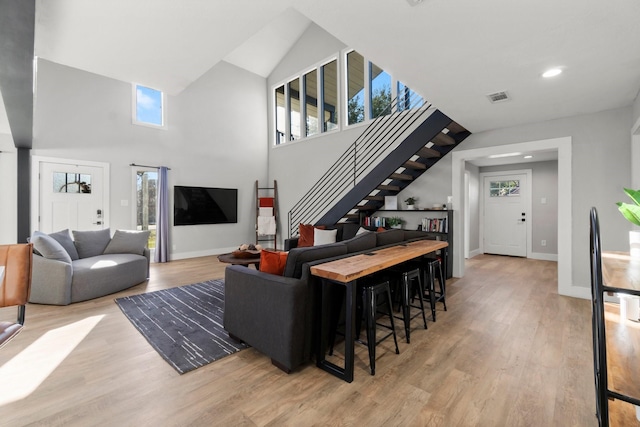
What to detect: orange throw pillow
<box><xmin>298</xmin><ymin>224</ymin><xmax>326</xmax><ymax>247</ymax></box>
<box><xmin>377</xmin><ymin>227</ymin><xmax>386</xmax><ymax>232</ymax></box>
<box><xmin>259</xmin><ymin>250</ymin><xmax>288</xmax><ymax>275</ymax></box>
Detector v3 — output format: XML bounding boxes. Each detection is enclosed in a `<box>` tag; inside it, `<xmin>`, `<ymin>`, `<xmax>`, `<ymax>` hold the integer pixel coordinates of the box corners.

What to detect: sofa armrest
<box><xmin>223</xmin><ymin>265</ymin><xmax>310</xmax><ymax>371</ymax></box>
<box><xmin>284</xmin><ymin>238</ymin><xmax>299</xmax><ymax>251</ymax></box>
<box><xmin>142</xmin><ymin>247</ymin><xmax>151</xmax><ymax>277</ymax></box>
<box><xmin>29</xmin><ymin>254</ymin><xmax>73</xmax><ymax>305</ymax></box>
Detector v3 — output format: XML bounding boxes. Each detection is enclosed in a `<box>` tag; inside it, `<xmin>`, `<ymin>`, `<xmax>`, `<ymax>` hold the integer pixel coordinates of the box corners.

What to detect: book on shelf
<box><xmin>422</xmin><ymin>217</ymin><xmax>448</xmax><ymax>233</ymax></box>
<box><xmin>363</xmin><ymin>216</ymin><xmax>387</xmax><ymax>228</ymax></box>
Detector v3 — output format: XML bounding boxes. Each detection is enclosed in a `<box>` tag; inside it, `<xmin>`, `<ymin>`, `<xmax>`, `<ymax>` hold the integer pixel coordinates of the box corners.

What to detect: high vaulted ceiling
<box><xmin>3</xmin><ymin>0</ymin><xmax>640</xmax><ymax>136</ymax></box>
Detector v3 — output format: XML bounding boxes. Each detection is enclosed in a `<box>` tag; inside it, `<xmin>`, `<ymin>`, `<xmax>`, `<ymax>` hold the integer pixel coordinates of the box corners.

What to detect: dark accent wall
<box><xmin>17</xmin><ymin>147</ymin><xmax>30</xmax><ymax>242</ymax></box>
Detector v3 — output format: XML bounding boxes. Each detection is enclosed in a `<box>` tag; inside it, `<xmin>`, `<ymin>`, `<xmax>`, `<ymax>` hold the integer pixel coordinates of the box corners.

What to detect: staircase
<box><xmin>288</xmin><ymin>95</ymin><xmax>471</xmax><ymax>237</ymax></box>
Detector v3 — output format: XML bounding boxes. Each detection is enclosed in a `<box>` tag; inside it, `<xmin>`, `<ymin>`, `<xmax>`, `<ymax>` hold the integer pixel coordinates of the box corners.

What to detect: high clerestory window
<box><xmin>274</xmin><ymin>50</ymin><xmax>423</xmax><ymax>145</ymax></box>
<box><xmin>275</xmin><ymin>58</ymin><xmax>339</xmax><ymax>144</ymax></box>
<box><xmin>133</xmin><ymin>84</ymin><xmax>165</xmax><ymax>128</ymax></box>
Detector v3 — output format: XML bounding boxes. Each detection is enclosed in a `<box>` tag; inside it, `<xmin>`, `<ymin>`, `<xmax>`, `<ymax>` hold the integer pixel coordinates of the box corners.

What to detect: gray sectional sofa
<box><xmin>29</xmin><ymin>228</ymin><xmax>150</xmax><ymax>305</ymax></box>
<box><xmin>223</xmin><ymin>223</ymin><xmax>433</xmax><ymax>373</ymax></box>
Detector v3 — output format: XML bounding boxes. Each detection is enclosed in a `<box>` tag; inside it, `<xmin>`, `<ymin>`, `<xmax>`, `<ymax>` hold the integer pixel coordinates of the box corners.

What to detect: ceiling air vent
<box><xmin>486</xmin><ymin>91</ymin><xmax>510</xmax><ymax>103</ymax></box>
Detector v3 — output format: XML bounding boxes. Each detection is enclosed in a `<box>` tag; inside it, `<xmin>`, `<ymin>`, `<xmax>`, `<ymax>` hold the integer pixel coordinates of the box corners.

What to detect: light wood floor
<box><xmin>0</xmin><ymin>254</ymin><xmax>624</xmax><ymax>426</ymax></box>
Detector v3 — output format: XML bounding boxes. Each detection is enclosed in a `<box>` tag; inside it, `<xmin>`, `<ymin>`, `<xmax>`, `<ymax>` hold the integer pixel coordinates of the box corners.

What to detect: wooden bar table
<box><xmin>600</xmin><ymin>251</ymin><xmax>640</xmax><ymax>424</ymax></box>
<box><xmin>311</xmin><ymin>239</ymin><xmax>448</xmax><ymax>382</ymax></box>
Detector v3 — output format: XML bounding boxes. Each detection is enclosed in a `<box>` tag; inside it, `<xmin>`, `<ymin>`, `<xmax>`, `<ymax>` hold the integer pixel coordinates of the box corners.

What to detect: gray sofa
<box><xmin>29</xmin><ymin>228</ymin><xmax>150</xmax><ymax>305</ymax></box>
<box><xmin>223</xmin><ymin>224</ymin><xmax>432</xmax><ymax>373</ymax></box>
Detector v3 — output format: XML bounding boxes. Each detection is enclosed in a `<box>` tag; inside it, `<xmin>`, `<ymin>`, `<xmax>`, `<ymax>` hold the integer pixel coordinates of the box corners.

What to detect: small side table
<box><xmin>217</xmin><ymin>252</ymin><xmax>261</xmax><ymax>269</ymax></box>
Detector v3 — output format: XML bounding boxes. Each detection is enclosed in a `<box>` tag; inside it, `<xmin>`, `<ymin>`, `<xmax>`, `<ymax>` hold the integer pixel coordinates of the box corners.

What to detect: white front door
<box><xmin>39</xmin><ymin>161</ymin><xmax>106</xmax><ymax>233</ymax></box>
<box><xmin>483</xmin><ymin>173</ymin><xmax>529</xmax><ymax>257</ymax></box>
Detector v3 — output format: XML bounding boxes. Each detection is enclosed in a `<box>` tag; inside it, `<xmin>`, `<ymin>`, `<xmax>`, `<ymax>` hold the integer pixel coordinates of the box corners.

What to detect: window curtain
<box><xmin>155</xmin><ymin>166</ymin><xmax>169</xmax><ymax>263</ymax></box>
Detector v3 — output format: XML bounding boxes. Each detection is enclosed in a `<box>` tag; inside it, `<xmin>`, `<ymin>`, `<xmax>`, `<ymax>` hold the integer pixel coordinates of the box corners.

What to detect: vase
<box><xmin>407</xmin><ymin>205</ymin><xmax>415</xmax><ymax>210</ymax></box>
<box><xmin>630</xmin><ymin>230</ymin><xmax>640</xmax><ymax>258</ymax></box>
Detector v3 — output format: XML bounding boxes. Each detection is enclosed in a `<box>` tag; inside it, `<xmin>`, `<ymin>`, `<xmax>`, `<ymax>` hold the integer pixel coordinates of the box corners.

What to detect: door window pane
<box><xmin>490</xmin><ymin>180</ymin><xmax>520</xmax><ymax>197</ymax></box>
<box><xmin>288</xmin><ymin>78</ymin><xmax>301</xmax><ymax>141</ymax></box>
<box><xmin>275</xmin><ymin>85</ymin><xmax>285</xmax><ymax>145</ymax></box>
<box><xmin>304</xmin><ymin>70</ymin><xmax>318</xmax><ymax>137</ymax></box>
<box><xmin>53</xmin><ymin>172</ymin><xmax>92</xmax><ymax>194</ymax></box>
<box><xmin>136</xmin><ymin>170</ymin><xmax>157</xmax><ymax>248</ymax></box>
<box><xmin>347</xmin><ymin>51</ymin><xmax>365</xmax><ymax>125</ymax></box>
<box><xmin>370</xmin><ymin>63</ymin><xmax>391</xmax><ymax>118</ymax></box>
<box><xmin>322</xmin><ymin>60</ymin><xmax>338</xmax><ymax>132</ymax></box>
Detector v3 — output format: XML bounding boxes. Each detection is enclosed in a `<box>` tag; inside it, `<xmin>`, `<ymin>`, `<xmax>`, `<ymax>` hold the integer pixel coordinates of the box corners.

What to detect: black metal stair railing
<box><xmin>288</xmin><ymin>92</ymin><xmax>432</xmax><ymax>237</ymax></box>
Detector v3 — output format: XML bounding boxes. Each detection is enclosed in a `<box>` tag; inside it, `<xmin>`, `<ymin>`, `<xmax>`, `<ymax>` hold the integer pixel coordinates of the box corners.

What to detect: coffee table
<box><xmin>217</xmin><ymin>252</ymin><xmax>261</xmax><ymax>269</ymax></box>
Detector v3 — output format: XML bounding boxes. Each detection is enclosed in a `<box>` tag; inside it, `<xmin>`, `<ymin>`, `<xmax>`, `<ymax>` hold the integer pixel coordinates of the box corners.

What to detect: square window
<box><xmin>133</xmin><ymin>84</ymin><xmax>165</xmax><ymax>128</ymax></box>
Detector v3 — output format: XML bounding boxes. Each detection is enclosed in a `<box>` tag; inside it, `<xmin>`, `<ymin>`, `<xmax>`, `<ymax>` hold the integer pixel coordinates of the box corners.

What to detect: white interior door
<box><xmin>483</xmin><ymin>173</ymin><xmax>528</xmax><ymax>257</ymax></box>
<box><xmin>39</xmin><ymin>162</ymin><xmax>106</xmax><ymax>233</ymax></box>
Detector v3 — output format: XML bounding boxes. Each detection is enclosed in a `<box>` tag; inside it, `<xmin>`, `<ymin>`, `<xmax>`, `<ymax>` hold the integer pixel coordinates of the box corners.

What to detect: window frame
<box><xmin>273</xmin><ymin>55</ymin><xmax>340</xmax><ymax>146</ymax></box>
<box><xmin>132</xmin><ymin>83</ymin><xmax>167</xmax><ymax>130</ymax></box>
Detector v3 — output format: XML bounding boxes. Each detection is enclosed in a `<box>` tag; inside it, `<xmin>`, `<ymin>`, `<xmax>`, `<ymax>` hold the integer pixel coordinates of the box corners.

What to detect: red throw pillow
<box><xmin>259</xmin><ymin>250</ymin><xmax>288</xmax><ymax>275</ymax></box>
<box><xmin>298</xmin><ymin>224</ymin><xmax>326</xmax><ymax>247</ymax></box>
<box><xmin>377</xmin><ymin>227</ymin><xmax>386</xmax><ymax>232</ymax></box>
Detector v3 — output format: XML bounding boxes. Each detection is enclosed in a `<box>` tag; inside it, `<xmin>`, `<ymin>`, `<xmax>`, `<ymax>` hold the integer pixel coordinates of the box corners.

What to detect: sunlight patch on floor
<box><xmin>0</xmin><ymin>315</ymin><xmax>104</xmax><ymax>406</ymax></box>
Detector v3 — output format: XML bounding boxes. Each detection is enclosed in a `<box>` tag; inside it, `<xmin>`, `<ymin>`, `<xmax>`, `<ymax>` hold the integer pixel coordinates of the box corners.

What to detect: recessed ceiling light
<box><xmin>405</xmin><ymin>0</ymin><xmax>424</xmax><ymax>5</ymax></box>
<box><xmin>488</xmin><ymin>152</ymin><xmax>522</xmax><ymax>159</ymax></box>
<box><xmin>524</xmin><ymin>155</ymin><xmax>533</xmax><ymax>159</ymax></box>
<box><xmin>542</xmin><ymin>68</ymin><xmax>562</xmax><ymax>78</ymax></box>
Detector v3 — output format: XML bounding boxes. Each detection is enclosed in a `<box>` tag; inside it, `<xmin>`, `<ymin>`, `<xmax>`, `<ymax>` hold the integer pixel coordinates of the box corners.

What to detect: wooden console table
<box><xmin>311</xmin><ymin>239</ymin><xmax>448</xmax><ymax>382</ymax></box>
<box><xmin>600</xmin><ymin>251</ymin><xmax>640</xmax><ymax>424</ymax></box>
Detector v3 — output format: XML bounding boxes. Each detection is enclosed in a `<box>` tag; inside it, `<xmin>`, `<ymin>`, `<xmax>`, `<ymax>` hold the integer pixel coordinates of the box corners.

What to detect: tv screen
<box><xmin>174</xmin><ymin>186</ymin><xmax>238</xmax><ymax>226</ymax></box>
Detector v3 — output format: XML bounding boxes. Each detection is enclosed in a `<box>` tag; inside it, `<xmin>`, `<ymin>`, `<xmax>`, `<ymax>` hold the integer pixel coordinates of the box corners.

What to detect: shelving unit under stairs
<box><xmin>363</xmin><ymin>209</ymin><xmax>453</xmax><ymax>278</ymax></box>
<box><xmin>255</xmin><ymin>180</ymin><xmax>278</xmax><ymax>250</ymax></box>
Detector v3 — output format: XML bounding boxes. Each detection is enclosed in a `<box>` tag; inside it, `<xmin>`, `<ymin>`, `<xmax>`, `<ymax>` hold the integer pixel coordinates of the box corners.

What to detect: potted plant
<box><xmin>387</xmin><ymin>216</ymin><xmax>403</xmax><ymax>229</ymax></box>
<box><xmin>617</xmin><ymin>188</ymin><xmax>640</xmax><ymax>257</ymax></box>
<box><xmin>404</xmin><ymin>196</ymin><xmax>418</xmax><ymax>210</ymax></box>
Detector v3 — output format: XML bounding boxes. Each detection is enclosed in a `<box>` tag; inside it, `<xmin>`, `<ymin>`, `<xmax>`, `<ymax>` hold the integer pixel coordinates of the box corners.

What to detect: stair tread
<box><xmin>365</xmin><ymin>195</ymin><xmax>385</xmax><ymax>201</ymax></box>
<box><xmin>355</xmin><ymin>205</ymin><xmax>378</xmax><ymax>210</ymax></box>
<box><xmin>431</xmin><ymin>132</ymin><xmax>456</xmax><ymax>146</ymax></box>
<box><xmin>417</xmin><ymin>147</ymin><xmax>441</xmax><ymax>159</ymax></box>
<box><xmin>447</xmin><ymin>121</ymin><xmax>467</xmax><ymax>134</ymax></box>
<box><xmin>403</xmin><ymin>160</ymin><xmax>427</xmax><ymax>170</ymax></box>
<box><xmin>389</xmin><ymin>173</ymin><xmax>413</xmax><ymax>181</ymax></box>
<box><xmin>378</xmin><ymin>184</ymin><xmax>400</xmax><ymax>192</ymax></box>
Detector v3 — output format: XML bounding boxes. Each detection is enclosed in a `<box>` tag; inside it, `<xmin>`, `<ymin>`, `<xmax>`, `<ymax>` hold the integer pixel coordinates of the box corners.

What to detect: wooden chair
<box><xmin>0</xmin><ymin>243</ymin><xmax>33</xmax><ymax>348</ymax></box>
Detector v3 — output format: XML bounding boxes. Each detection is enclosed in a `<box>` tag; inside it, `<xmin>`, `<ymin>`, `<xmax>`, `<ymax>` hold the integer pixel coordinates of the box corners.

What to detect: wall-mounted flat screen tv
<box><xmin>174</xmin><ymin>186</ymin><xmax>238</xmax><ymax>226</ymax></box>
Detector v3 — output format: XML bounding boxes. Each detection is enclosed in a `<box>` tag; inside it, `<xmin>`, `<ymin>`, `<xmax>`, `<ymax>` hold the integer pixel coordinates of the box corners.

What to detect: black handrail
<box><xmin>288</xmin><ymin>92</ymin><xmax>431</xmax><ymax>237</ymax></box>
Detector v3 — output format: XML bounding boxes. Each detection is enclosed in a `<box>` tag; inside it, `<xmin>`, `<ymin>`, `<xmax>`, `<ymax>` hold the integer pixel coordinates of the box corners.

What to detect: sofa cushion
<box><xmin>104</xmin><ymin>230</ymin><xmax>150</xmax><ymax>255</ymax></box>
<box><xmin>48</xmin><ymin>229</ymin><xmax>80</xmax><ymax>260</ymax></box>
<box><xmin>298</xmin><ymin>224</ymin><xmax>325</xmax><ymax>247</ymax></box>
<box><xmin>339</xmin><ymin>223</ymin><xmax>362</xmax><ymax>241</ymax></box>
<box><xmin>344</xmin><ymin>231</ymin><xmax>377</xmax><ymax>253</ymax></box>
<box><xmin>283</xmin><ymin>243</ymin><xmax>348</xmax><ymax>279</ymax></box>
<box><xmin>71</xmin><ymin>254</ymin><xmax>148</xmax><ymax>302</ymax></box>
<box><xmin>73</xmin><ymin>228</ymin><xmax>112</xmax><ymax>258</ymax></box>
<box><xmin>376</xmin><ymin>229</ymin><xmax>406</xmax><ymax>247</ymax></box>
<box><xmin>31</xmin><ymin>231</ymin><xmax>72</xmax><ymax>264</ymax></box>
<box><xmin>314</xmin><ymin>228</ymin><xmax>337</xmax><ymax>246</ymax></box>
<box><xmin>259</xmin><ymin>249</ymin><xmax>288</xmax><ymax>275</ymax></box>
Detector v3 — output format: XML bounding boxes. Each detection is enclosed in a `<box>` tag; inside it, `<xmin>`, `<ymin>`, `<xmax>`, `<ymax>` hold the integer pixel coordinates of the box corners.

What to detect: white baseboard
<box><xmin>170</xmin><ymin>246</ymin><xmax>238</xmax><ymax>261</ymax></box>
<box><xmin>529</xmin><ymin>252</ymin><xmax>558</xmax><ymax>261</ymax></box>
<box><xmin>467</xmin><ymin>248</ymin><xmax>482</xmax><ymax>258</ymax></box>
<box><xmin>560</xmin><ymin>284</ymin><xmax>591</xmax><ymax>300</ymax></box>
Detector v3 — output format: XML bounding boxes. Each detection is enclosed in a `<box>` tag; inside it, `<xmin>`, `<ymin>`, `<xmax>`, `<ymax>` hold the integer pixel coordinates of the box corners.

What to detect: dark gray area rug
<box><xmin>115</xmin><ymin>279</ymin><xmax>247</xmax><ymax>374</ymax></box>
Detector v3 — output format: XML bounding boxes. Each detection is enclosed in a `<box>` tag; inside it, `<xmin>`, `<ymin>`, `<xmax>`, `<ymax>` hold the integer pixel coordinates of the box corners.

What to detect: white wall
<box><xmin>32</xmin><ymin>59</ymin><xmax>268</xmax><ymax>258</ymax></box>
<box><xmin>465</xmin><ymin>163</ymin><xmax>480</xmax><ymax>256</ymax></box>
<box><xmin>0</xmin><ymin>133</ymin><xmax>17</xmax><ymax>243</ymax></box>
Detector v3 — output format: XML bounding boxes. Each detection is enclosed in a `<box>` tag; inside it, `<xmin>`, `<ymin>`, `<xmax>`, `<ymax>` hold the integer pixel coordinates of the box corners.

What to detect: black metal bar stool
<box><xmin>389</xmin><ymin>266</ymin><xmax>428</xmax><ymax>343</ymax></box>
<box><xmin>423</xmin><ymin>257</ymin><xmax>446</xmax><ymax>321</ymax></box>
<box><xmin>360</xmin><ymin>280</ymin><xmax>399</xmax><ymax>375</ymax></box>
<box><xmin>327</xmin><ymin>279</ymin><xmax>400</xmax><ymax>376</ymax></box>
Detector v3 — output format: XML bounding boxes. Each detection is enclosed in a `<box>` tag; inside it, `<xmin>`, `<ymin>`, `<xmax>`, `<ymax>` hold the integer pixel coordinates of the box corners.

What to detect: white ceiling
<box><xmin>3</xmin><ymin>0</ymin><xmax>640</xmax><ymax>138</ymax></box>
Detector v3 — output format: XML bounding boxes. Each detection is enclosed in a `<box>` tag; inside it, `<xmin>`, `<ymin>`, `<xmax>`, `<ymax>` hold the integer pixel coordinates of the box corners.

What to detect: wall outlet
<box><xmin>541</xmin><ymin>240</ymin><xmax>547</xmax><ymax>246</ymax></box>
